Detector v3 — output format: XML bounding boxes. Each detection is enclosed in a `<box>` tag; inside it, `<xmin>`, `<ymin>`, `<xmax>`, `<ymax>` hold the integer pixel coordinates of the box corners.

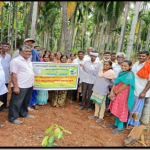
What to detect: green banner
<box><xmin>32</xmin><ymin>62</ymin><xmax>79</xmax><ymax>90</ymax></box>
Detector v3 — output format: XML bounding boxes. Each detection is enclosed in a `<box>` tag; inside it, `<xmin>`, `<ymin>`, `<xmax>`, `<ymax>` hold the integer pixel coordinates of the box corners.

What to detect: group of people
<box><xmin>0</xmin><ymin>37</ymin><xmax>150</xmax><ymax>135</ymax></box>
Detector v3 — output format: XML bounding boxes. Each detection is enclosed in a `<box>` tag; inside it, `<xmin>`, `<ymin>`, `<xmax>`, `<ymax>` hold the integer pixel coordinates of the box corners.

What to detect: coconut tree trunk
<box><xmin>111</xmin><ymin>17</ymin><xmax>121</xmax><ymax>53</ymax></box>
<box><xmin>10</xmin><ymin>2</ymin><xmax>15</xmax><ymax>57</ymax></box>
<box><xmin>145</xmin><ymin>25</ymin><xmax>150</xmax><ymax>51</ymax></box>
<box><xmin>15</xmin><ymin>5</ymin><xmax>18</xmax><ymax>50</ymax></box>
<box><xmin>81</xmin><ymin>23</ymin><xmax>84</xmax><ymax>50</ymax></box>
<box><xmin>30</xmin><ymin>2</ymin><xmax>38</xmax><ymax>40</ymax></box>
<box><xmin>117</xmin><ymin>2</ymin><xmax>129</xmax><ymax>53</ymax></box>
<box><xmin>69</xmin><ymin>12</ymin><xmax>74</xmax><ymax>51</ymax></box>
<box><xmin>8</xmin><ymin>2</ymin><xmax>12</xmax><ymax>43</ymax></box>
<box><xmin>62</xmin><ymin>1</ymin><xmax>70</xmax><ymax>57</ymax></box>
<box><xmin>98</xmin><ymin>14</ymin><xmax>106</xmax><ymax>53</ymax></box>
<box><xmin>94</xmin><ymin>22</ymin><xmax>100</xmax><ymax>51</ymax></box>
<box><xmin>126</xmin><ymin>2</ymin><xmax>141</xmax><ymax>60</ymax></box>
<box><xmin>92</xmin><ymin>26</ymin><xmax>96</xmax><ymax>47</ymax></box>
<box><xmin>25</xmin><ymin>1</ymin><xmax>34</xmax><ymax>39</ymax></box>
<box><xmin>1</xmin><ymin>5</ymin><xmax>3</xmax><ymax>42</ymax></box>
<box><xmin>57</xmin><ymin>19</ymin><xmax>63</xmax><ymax>52</ymax></box>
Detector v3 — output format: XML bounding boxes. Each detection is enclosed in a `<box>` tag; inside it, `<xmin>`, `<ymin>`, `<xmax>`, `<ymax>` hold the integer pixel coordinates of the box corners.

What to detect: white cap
<box><xmin>24</xmin><ymin>38</ymin><xmax>35</xmax><ymax>43</ymax></box>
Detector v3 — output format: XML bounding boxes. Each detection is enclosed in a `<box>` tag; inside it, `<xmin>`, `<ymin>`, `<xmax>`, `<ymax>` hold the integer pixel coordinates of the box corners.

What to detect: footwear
<box><xmin>87</xmin><ymin>108</ymin><xmax>92</xmax><ymax>112</ymax></box>
<box><xmin>69</xmin><ymin>100</ymin><xmax>76</xmax><ymax>104</ymax></box>
<box><xmin>32</xmin><ymin>105</ymin><xmax>39</xmax><ymax>110</ymax></box>
<box><xmin>2</xmin><ymin>108</ymin><xmax>8</xmax><ymax>111</ymax></box>
<box><xmin>96</xmin><ymin>118</ymin><xmax>103</xmax><ymax>123</ymax></box>
<box><xmin>0</xmin><ymin>124</ymin><xmax>4</xmax><ymax>128</ymax></box>
<box><xmin>12</xmin><ymin>119</ymin><xmax>23</xmax><ymax>124</ymax></box>
<box><xmin>25</xmin><ymin>114</ymin><xmax>35</xmax><ymax>119</ymax></box>
<box><xmin>79</xmin><ymin>102</ymin><xmax>82</xmax><ymax>105</ymax></box>
<box><xmin>88</xmin><ymin>115</ymin><xmax>98</xmax><ymax>119</ymax></box>
<box><xmin>106</xmin><ymin>112</ymin><xmax>112</xmax><ymax>117</ymax></box>
<box><xmin>111</xmin><ymin>128</ymin><xmax>124</xmax><ymax>134</ymax></box>
<box><xmin>106</xmin><ymin>124</ymin><xmax>117</xmax><ymax>128</ymax></box>
<box><xmin>78</xmin><ymin>106</ymin><xmax>85</xmax><ymax>110</ymax></box>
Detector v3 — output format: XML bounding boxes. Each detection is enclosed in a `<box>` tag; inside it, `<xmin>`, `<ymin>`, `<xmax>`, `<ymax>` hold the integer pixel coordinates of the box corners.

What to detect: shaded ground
<box><xmin>0</xmin><ymin>84</ymin><xmax>150</xmax><ymax>147</ymax></box>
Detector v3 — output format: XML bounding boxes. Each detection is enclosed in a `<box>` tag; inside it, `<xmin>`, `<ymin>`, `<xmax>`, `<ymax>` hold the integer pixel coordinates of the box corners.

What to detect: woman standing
<box><xmin>49</xmin><ymin>53</ymin><xmax>56</xmax><ymax>63</ymax></box>
<box><xmin>108</xmin><ymin>60</ymin><xmax>135</xmax><ymax>134</ymax></box>
<box><xmin>80</xmin><ymin>61</ymin><xmax>116</xmax><ymax>122</ymax></box>
<box><xmin>44</xmin><ymin>50</ymin><xmax>51</xmax><ymax>56</ymax></box>
<box><xmin>68</xmin><ymin>53</ymin><xmax>76</xmax><ymax>63</ymax></box>
<box><xmin>36</xmin><ymin>54</ymin><xmax>50</xmax><ymax>105</ymax></box>
<box><xmin>51</xmin><ymin>55</ymin><xmax>68</xmax><ymax>107</ymax></box>
<box><xmin>54</xmin><ymin>52</ymin><xmax>62</xmax><ymax>63</ymax></box>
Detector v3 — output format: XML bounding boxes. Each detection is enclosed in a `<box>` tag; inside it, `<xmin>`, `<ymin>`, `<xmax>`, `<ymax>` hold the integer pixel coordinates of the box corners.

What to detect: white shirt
<box><xmin>0</xmin><ymin>53</ymin><xmax>11</xmax><ymax>83</ymax></box>
<box><xmin>112</xmin><ymin>63</ymin><xmax>122</xmax><ymax>77</ymax></box>
<box><xmin>132</xmin><ymin>61</ymin><xmax>150</xmax><ymax>97</ymax></box>
<box><xmin>10</xmin><ymin>55</ymin><xmax>35</xmax><ymax>88</ymax></box>
<box><xmin>0</xmin><ymin>58</ymin><xmax>8</xmax><ymax>95</ymax></box>
<box><xmin>80</xmin><ymin>58</ymin><xmax>101</xmax><ymax>84</ymax></box>
<box><xmin>84</xmin><ymin>54</ymin><xmax>100</xmax><ymax>61</ymax></box>
<box><xmin>72</xmin><ymin>57</ymin><xmax>85</xmax><ymax>83</ymax></box>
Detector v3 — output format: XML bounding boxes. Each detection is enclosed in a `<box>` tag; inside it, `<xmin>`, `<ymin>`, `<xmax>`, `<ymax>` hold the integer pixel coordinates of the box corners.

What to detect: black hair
<box><xmin>60</xmin><ymin>55</ymin><xmax>68</xmax><ymax>61</ymax></box>
<box><xmin>104</xmin><ymin>61</ymin><xmax>113</xmax><ymax>69</ymax></box>
<box><xmin>70</xmin><ymin>53</ymin><xmax>76</xmax><ymax>57</ymax></box>
<box><xmin>34</xmin><ymin>46</ymin><xmax>40</xmax><ymax>49</ymax></box>
<box><xmin>43</xmin><ymin>54</ymin><xmax>50</xmax><ymax>58</ymax></box>
<box><xmin>50</xmin><ymin>53</ymin><xmax>55</xmax><ymax>56</ymax></box>
<box><xmin>111</xmin><ymin>53</ymin><xmax>116</xmax><ymax>55</ymax></box>
<box><xmin>122</xmin><ymin>60</ymin><xmax>132</xmax><ymax>71</ymax></box>
<box><xmin>56</xmin><ymin>52</ymin><xmax>62</xmax><ymax>56</ymax></box>
<box><xmin>139</xmin><ymin>50</ymin><xmax>149</xmax><ymax>56</ymax></box>
<box><xmin>78</xmin><ymin>50</ymin><xmax>84</xmax><ymax>54</ymax></box>
<box><xmin>1</xmin><ymin>42</ymin><xmax>9</xmax><ymax>45</ymax></box>
<box><xmin>44</xmin><ymin>50</ymin><xmax>51</xmax><ymax>54</ymax></box>
<box><xmin>104</xmin><ymin>52</ymin><xmax>111</xmax><ymax>55</ymax></box>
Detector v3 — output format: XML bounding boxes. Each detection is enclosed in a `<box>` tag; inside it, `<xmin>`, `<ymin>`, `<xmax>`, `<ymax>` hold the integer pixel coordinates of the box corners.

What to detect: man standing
<box><xmin>111</xmin><ymin>53</ymin><xmax>117</xmax><ymax>63</ymax></box>
<box><xmin>0</xmin><ymin>44</ymin><xmax>2</xmax><ymax>54</ymax></box>
<box><xmin>0</xmin><ymin>56</ymin><xmax>8</xmax><ymax>127</ymax></box>
<box><xmin>9</xmin><ymin>45</ymin><xmax>35</xmax><ymax>124</ymax></box>
<box><xmin>34</xmin><ymin>46</ymin><xmax>40</xmax><ymax>51</ymax></box>
<box><xmin>78</xmin><ymin>51</ymin><xmax>101</xmax><ymax>112</ymax></box>
<box><xmin>0</xmin><ymin>42</ymin><xmax>11</xmax><ymax>111</ymax></box>
<box><xmin>100</xmin><ymin>52</ymin><xmax>111</xmax><ymax>66</ymax></box>
<box><xmin>70</xmin><ymin>50</ymin><xmax>85</xmax><ymax>104</ymax></box>
<box><xmin>106</xmin><ymin>52</ymin><xmax>126</xmax><ymax>116</ymax></box>
<box><xmin>126</xmin><ymin>50</ymin><xmax>150</xmax><ymax>129</ymax></box>
<box><xmin>84</xmin><ymin>47</ymin><xmax>100</xmax><ymax>61</ymax></box>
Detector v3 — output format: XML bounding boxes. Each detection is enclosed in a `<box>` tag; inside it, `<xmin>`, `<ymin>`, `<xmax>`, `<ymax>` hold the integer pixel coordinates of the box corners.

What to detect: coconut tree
<box><xmin>7</xmin><ymin>1</ymin><xmax>11</xmax><ymax>43</ymax></box>
<box><xmin>126</xmin><ymin>2</ymin><xmax>142</xmax><ymax>60</ymax></box>
<box><xmin>25</xmin><ymin>1</ymin><xmax>34</xmax><ymax>39</ymax></box>
<box><xmin>30</xmin><ymin>2</ymin><xmax>38</xmax><ymax>40</ymax></box>
<box><xmin>117</xmin><ymin>2</ymin><xmax>130</xmax><ymax>53</ymax></box>
<box><xmin>62</xmin><ymin>1</ymin><xmax>70</xmax><ymax>57</ymax></box>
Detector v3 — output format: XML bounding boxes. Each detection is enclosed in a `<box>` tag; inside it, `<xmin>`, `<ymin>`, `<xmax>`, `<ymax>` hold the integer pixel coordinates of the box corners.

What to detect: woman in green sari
<box><xmin>108</xmin><ymin>60</ymin><xmax>135</xmax><ymax>134</ymax></box>
<box><xmin>51</xmin><ymin>55</ymin><xmax>68</xmax><ymax>107</ymax></box>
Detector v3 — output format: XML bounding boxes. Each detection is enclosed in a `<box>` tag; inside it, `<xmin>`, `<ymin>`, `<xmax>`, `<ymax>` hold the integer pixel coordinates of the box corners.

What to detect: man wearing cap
<box><xmin>78</xmin><ymin>51</ymin><xmax>101</xmax><ymax>112</ymax></box>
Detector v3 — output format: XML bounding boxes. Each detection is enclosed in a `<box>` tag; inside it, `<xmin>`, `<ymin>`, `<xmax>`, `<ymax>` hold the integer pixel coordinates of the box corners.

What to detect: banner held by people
<box><xmin>33</xmin><ymin>62</ymin><xmax>79</xmax><ymax>90</ymax></box>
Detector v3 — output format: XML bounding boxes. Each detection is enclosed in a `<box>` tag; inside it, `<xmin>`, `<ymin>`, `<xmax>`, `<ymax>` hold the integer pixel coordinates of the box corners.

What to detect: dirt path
<box><xmin>0</xmin><ymin>94</ymin><xmax>150</xmax><ymax>147</ymax></box>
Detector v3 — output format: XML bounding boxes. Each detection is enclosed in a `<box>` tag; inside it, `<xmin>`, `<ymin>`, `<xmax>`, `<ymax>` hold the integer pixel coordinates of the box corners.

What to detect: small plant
<box><xmin>42</xmin><ymin>124</ymin><xmax>72</xmax><ymax>147</ymax></box>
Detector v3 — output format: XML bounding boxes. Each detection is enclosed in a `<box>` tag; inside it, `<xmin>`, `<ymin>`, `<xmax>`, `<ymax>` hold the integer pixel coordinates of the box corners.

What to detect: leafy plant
<box><xmin>42</xmin><ymin>124</ymin><xmax>72</xmax><ymax>147</ymax></box>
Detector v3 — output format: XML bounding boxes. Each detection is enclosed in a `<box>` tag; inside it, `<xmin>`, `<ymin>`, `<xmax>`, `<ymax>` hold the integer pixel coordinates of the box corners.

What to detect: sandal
<box><xmin>33</xmin><ymin>105</ymin><xmax>39</xmax><ymax>110</ymax></box>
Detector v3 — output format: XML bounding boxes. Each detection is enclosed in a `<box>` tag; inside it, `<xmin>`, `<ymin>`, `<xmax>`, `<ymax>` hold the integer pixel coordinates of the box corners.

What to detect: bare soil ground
<box><xmin>0</xmin><ymin>83</ymin><xmax>150</xmax><ymax>147</ymax></box>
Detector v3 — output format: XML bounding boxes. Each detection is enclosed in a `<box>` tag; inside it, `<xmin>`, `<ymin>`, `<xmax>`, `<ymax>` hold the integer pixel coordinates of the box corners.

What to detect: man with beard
<box><xmin>126</xmin><ymin>50</ymin><xmax>150</xmax><ymax>129</ymax></box>
<box><xmin>111</xmin><ymin>53</ymin><xmax>117</xmax><ymax>63</ymax></box>
<box><xmin>69</xmin><ymin>50</ymin><xmax>85</xmax><ymax>104</ymax></box>
<box><xmin>106</xmin><ymin>52</ymin><xmax>126</xmax><ymax>117</ymax></box>
<box><xmin>78</xmin><ymin>51</ymin><xmax>101</xmax><ymax>112</ymax></box>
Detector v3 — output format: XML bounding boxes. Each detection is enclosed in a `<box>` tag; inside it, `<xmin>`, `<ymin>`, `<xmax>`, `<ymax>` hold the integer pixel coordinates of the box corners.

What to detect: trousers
<box><xmin>8</xmin><ymin>87</ymin><xmax>33</xmax><ymax>122</ymax></box>
<box><xmin>114</xmin><ymin>117</ymin><xmax>124</xmax><ymax>129</ymax></box>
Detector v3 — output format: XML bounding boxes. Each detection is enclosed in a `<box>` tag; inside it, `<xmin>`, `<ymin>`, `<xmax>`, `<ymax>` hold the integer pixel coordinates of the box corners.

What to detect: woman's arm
<box><xmin>114</xmin><ymin>84</ymin><xmax>128</xmax><ymax>95</ymax></box>
<box><xmin>109</xmin><ymin>85</ymin><xmax>115</xmax><ymax>99</ymax></box>
<box><xmin>80</xmin><ymin>64</ymin><xmax>99</xmax><ymax>76</ymax></box>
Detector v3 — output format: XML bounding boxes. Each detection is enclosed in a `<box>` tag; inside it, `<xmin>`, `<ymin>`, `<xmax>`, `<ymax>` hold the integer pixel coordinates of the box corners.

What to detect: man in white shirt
<box><xmin>70</xmin><ymin>50</ymin><xmax>85</xmax><ymax>104</ymax></box>
<box><xmin>100</xmin><ymin>52</ymin><xmax>111</xmax><ymax>66</ymax></box>
<box><xmin>106</xmin><ymin>52</ymin><xmax>126</xmax><ymax>117</ymax></box>
<box><xmin>0</xmin><ymin>42</ymin><xmax>11</xmax><ymax>111</ymax></box>
<box><xmin>84</xmin><ymin>47</ymin><xmax>100</xmax><ymax>61</ymax></box>
<box><xmin>9</xmin><ymin>45</ymin><xmax>35</xmax><ymax>124</ymax></box>
<box><xmin>0</xmin><ymin>57</ymin><xmax>8</xmax><ymax>127</ymax></box>
<box><xmin>78</xmin><ymin>51</ymin><xmax>101</xmax><ymax>112</ymax></box>
<box><xmin>126</xmin><ymin>50</ymin><xmax>150</xmax><ymax>128</ymax></box>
